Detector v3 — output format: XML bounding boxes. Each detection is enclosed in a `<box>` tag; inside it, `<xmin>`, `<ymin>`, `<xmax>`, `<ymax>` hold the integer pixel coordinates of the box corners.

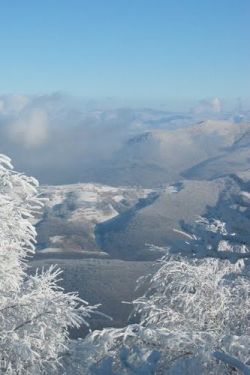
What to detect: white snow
<box><xmin>40</xmin><ymin>247</ymin><xmax>63</xmax><ymax>253</ymax></box>
<box><xmin>40</xmin><ymin>183</ymin><xmax>155</xmax><ymax>227</ymax></box>
<box><xmin>241</xmin><ymin>191</ymin><xmax>250</xmax><ymax>200</ymax></box>
<box><xmin>113</xmin><ymin>195</ymin><xmax>125</xmax><ymax>202</ymax></box>
<box><xmin>49</xmin><ymin>235</ymin><xmax>65</xmax><ymax>244</ymax></box>
<box><xmin>69</xmin><ymin>204</ymin><xmax>118</xmax><ymax>224</ymax></box>
<box><xmin>173</xmin><ymin>228</ymin><xmax>195</xmax><ymax>240</ymax></box>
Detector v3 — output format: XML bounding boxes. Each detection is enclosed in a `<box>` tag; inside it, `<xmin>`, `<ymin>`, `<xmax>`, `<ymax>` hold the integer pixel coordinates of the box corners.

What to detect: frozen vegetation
<box><xmin>0</xmin><ymin>155</ymin><xmax>98</xmax><ymax>374</ymax></box>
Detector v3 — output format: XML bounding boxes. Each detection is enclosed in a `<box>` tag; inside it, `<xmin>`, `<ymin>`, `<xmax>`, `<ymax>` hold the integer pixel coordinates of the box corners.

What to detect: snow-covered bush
<box><xmin>133</xmin><ymin>255</ymin><xmax>249</xmax><ymax>335</ymax></box>
<box><xmin>60</xmin><ymin>253</ymin><xmax>250</xmax><ymax>374</ymax></box>
<box><xmin>0</xmin><ymin>154</ymin><xmax>97</xmax><ymax>374</ymax></box>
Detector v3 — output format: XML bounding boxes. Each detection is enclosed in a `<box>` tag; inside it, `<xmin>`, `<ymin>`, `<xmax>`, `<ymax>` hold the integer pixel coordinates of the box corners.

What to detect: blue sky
<box><xmin>0</xmin><ymin>0</ymin><xmax>249</xmax><ymax>106</ymax></box>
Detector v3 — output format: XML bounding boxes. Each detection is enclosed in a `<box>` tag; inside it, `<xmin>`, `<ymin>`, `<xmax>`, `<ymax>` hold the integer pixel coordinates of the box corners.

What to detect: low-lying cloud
<box><xmin>0</xmin><ymin>94</ymin><xmax>233</xmax><ymax>185</ymax></box>
<box><xmin>7</xmin><ymin>108</ymin><xmax>48</xmax><ymax>148</ymax></box>
<box><xmin>0</xmin><ymin>93</ymin><xmax>140</xmax><ymax>184</ymax></box>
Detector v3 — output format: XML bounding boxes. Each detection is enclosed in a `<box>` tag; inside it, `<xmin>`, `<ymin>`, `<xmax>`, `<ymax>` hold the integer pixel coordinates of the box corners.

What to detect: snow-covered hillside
<box><xmin>36</xmin><ymin>183</ymin><xmax>156</xmax><ymax>255</ymax></box>
<box><xmin>35</xmin><ymin>170</ymin><xmax>250</xmax><ymax>262</ymax></box>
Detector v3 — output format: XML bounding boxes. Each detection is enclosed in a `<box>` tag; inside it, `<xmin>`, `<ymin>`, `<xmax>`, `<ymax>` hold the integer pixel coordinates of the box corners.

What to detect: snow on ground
<box><xmin>39</xmin><ymin>247</ymin><xmax>63</xmax><ymax>253</ymax></box>
<box><xmin>49</xmin><ymin>235</ymin><xmax>65</xmax><ymax>244</ymax></box>
<box><xmin>69</xmin><ymin>204</ymin><xmax>119</xmax><ymax>224</ymax></box>
<box><xmin>113</xmin><ymin>195</ymin><xmax>125</xmax><ymax>203</ymax></box>
<box><xmin>241</xmin><ymin>191</ymin><xmax>250</xmax><ymax>201</ymax></box>
<box><xmin>37</xmin><ymin>182</ymin><xmax>161</xmax><ymax>253</ymax></box>
<box><xmin>40</xmin><ymin>183</ymin><xmax>155</xmax><ymax>223</ymax></box>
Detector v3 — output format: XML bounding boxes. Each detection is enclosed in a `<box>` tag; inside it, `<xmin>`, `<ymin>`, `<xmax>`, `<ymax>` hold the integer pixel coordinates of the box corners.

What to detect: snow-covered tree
<box><xmin>133</xmin><ymin>256</ymin><xmax>249</xmax><ymax>334</ymax></box>
<box><xmin>0</xmin><ymin>154</ymin><xmax>97</xmax><ymax>374</ymax></box>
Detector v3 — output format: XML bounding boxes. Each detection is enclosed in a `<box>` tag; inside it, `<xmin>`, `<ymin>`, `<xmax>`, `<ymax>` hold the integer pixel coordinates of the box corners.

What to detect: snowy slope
<box><xmin>36</xmin><ymin>183</ymin><xmax>155</xmax><ymax>255</ymax></box>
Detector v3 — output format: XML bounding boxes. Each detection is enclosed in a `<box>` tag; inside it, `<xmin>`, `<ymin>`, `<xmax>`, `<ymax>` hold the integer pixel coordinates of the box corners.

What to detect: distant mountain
<box><xmin>87</xmin><ymin>120</ymin><xmax>249</xmax><ymax>187</ymax></box>
<box><xmin>183</xmin><ymin>126</ymin><xmax>250</xmax><ymax>180</ymax></box>
<box><xmin>4</xmin><ymin>102</ymin><xmax>247</xmax><ymax>186</ymax></box>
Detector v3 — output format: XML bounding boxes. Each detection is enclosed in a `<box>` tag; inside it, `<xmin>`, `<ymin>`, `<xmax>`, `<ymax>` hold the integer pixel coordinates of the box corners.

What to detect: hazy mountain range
<box><xmin>87</xmin><ymin>119</ymin><xmax>250</xmax><ymax>187</ymax></box>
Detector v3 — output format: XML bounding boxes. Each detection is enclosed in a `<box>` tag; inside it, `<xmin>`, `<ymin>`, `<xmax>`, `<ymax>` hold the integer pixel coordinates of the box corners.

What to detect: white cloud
<box><xmin>193</xmin><ymin>97</ymin><xmax>222</xmax><ymax>114</ymax></box>
<box><xmin>210</xmin><ymin>97</ymin><xmax>221</xmax><ymax>112</ymax></box>
<box><xmin>0</xmin><ymin>93</ymin><xmax>137</xmax><ymax>182</ymax></box>
<box><xmin>0</xmin><ymin>94</ymin><xmax>29</xmax><ymax>114</ymax></box>
<box><xmin>0</xmin><ymin>92</ymin><xmax>230</xmax><ymax>184</ymax></box>
<box><xmin>7</xmin><ymin>108</ymin><xmax>48</xmax><ymax>148</ymax></box>
<box><xmin>0</xmin><ymin>100</ymin><xmax>5</xmax><ymax>113</ymax></box>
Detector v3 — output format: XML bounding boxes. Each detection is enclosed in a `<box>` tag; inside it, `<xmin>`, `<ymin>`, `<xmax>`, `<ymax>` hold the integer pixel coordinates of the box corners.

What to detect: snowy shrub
<box><xmin>133</xmin><ymin>255</ymin><xmax>249</xmax><ymax>335</ymax></box>
<box><xmin>72</xmin><ymin>254</ymin><xmax>250</xmax><ymax>374</ymax></box>
<box><xmin>0</xmin><ymin>154</ymin><xmax>97</xmax><ymax>374</ymax></box>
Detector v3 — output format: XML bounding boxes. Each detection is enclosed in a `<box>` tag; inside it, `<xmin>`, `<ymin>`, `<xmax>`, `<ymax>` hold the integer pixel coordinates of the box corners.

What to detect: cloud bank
<box><xmin>7</xmin><ymin>108</ymin><xmax>48</xmax><ymax>148</ymax></box>
<box><xmin>0</xmin><ymin>94</ymin><xmax>233</xmax><ymax>185</ymax></box>
<box><xmin>0</xmin><ymin>93</ymin><xmax>141</xmax><ymax>183</ymax></box>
